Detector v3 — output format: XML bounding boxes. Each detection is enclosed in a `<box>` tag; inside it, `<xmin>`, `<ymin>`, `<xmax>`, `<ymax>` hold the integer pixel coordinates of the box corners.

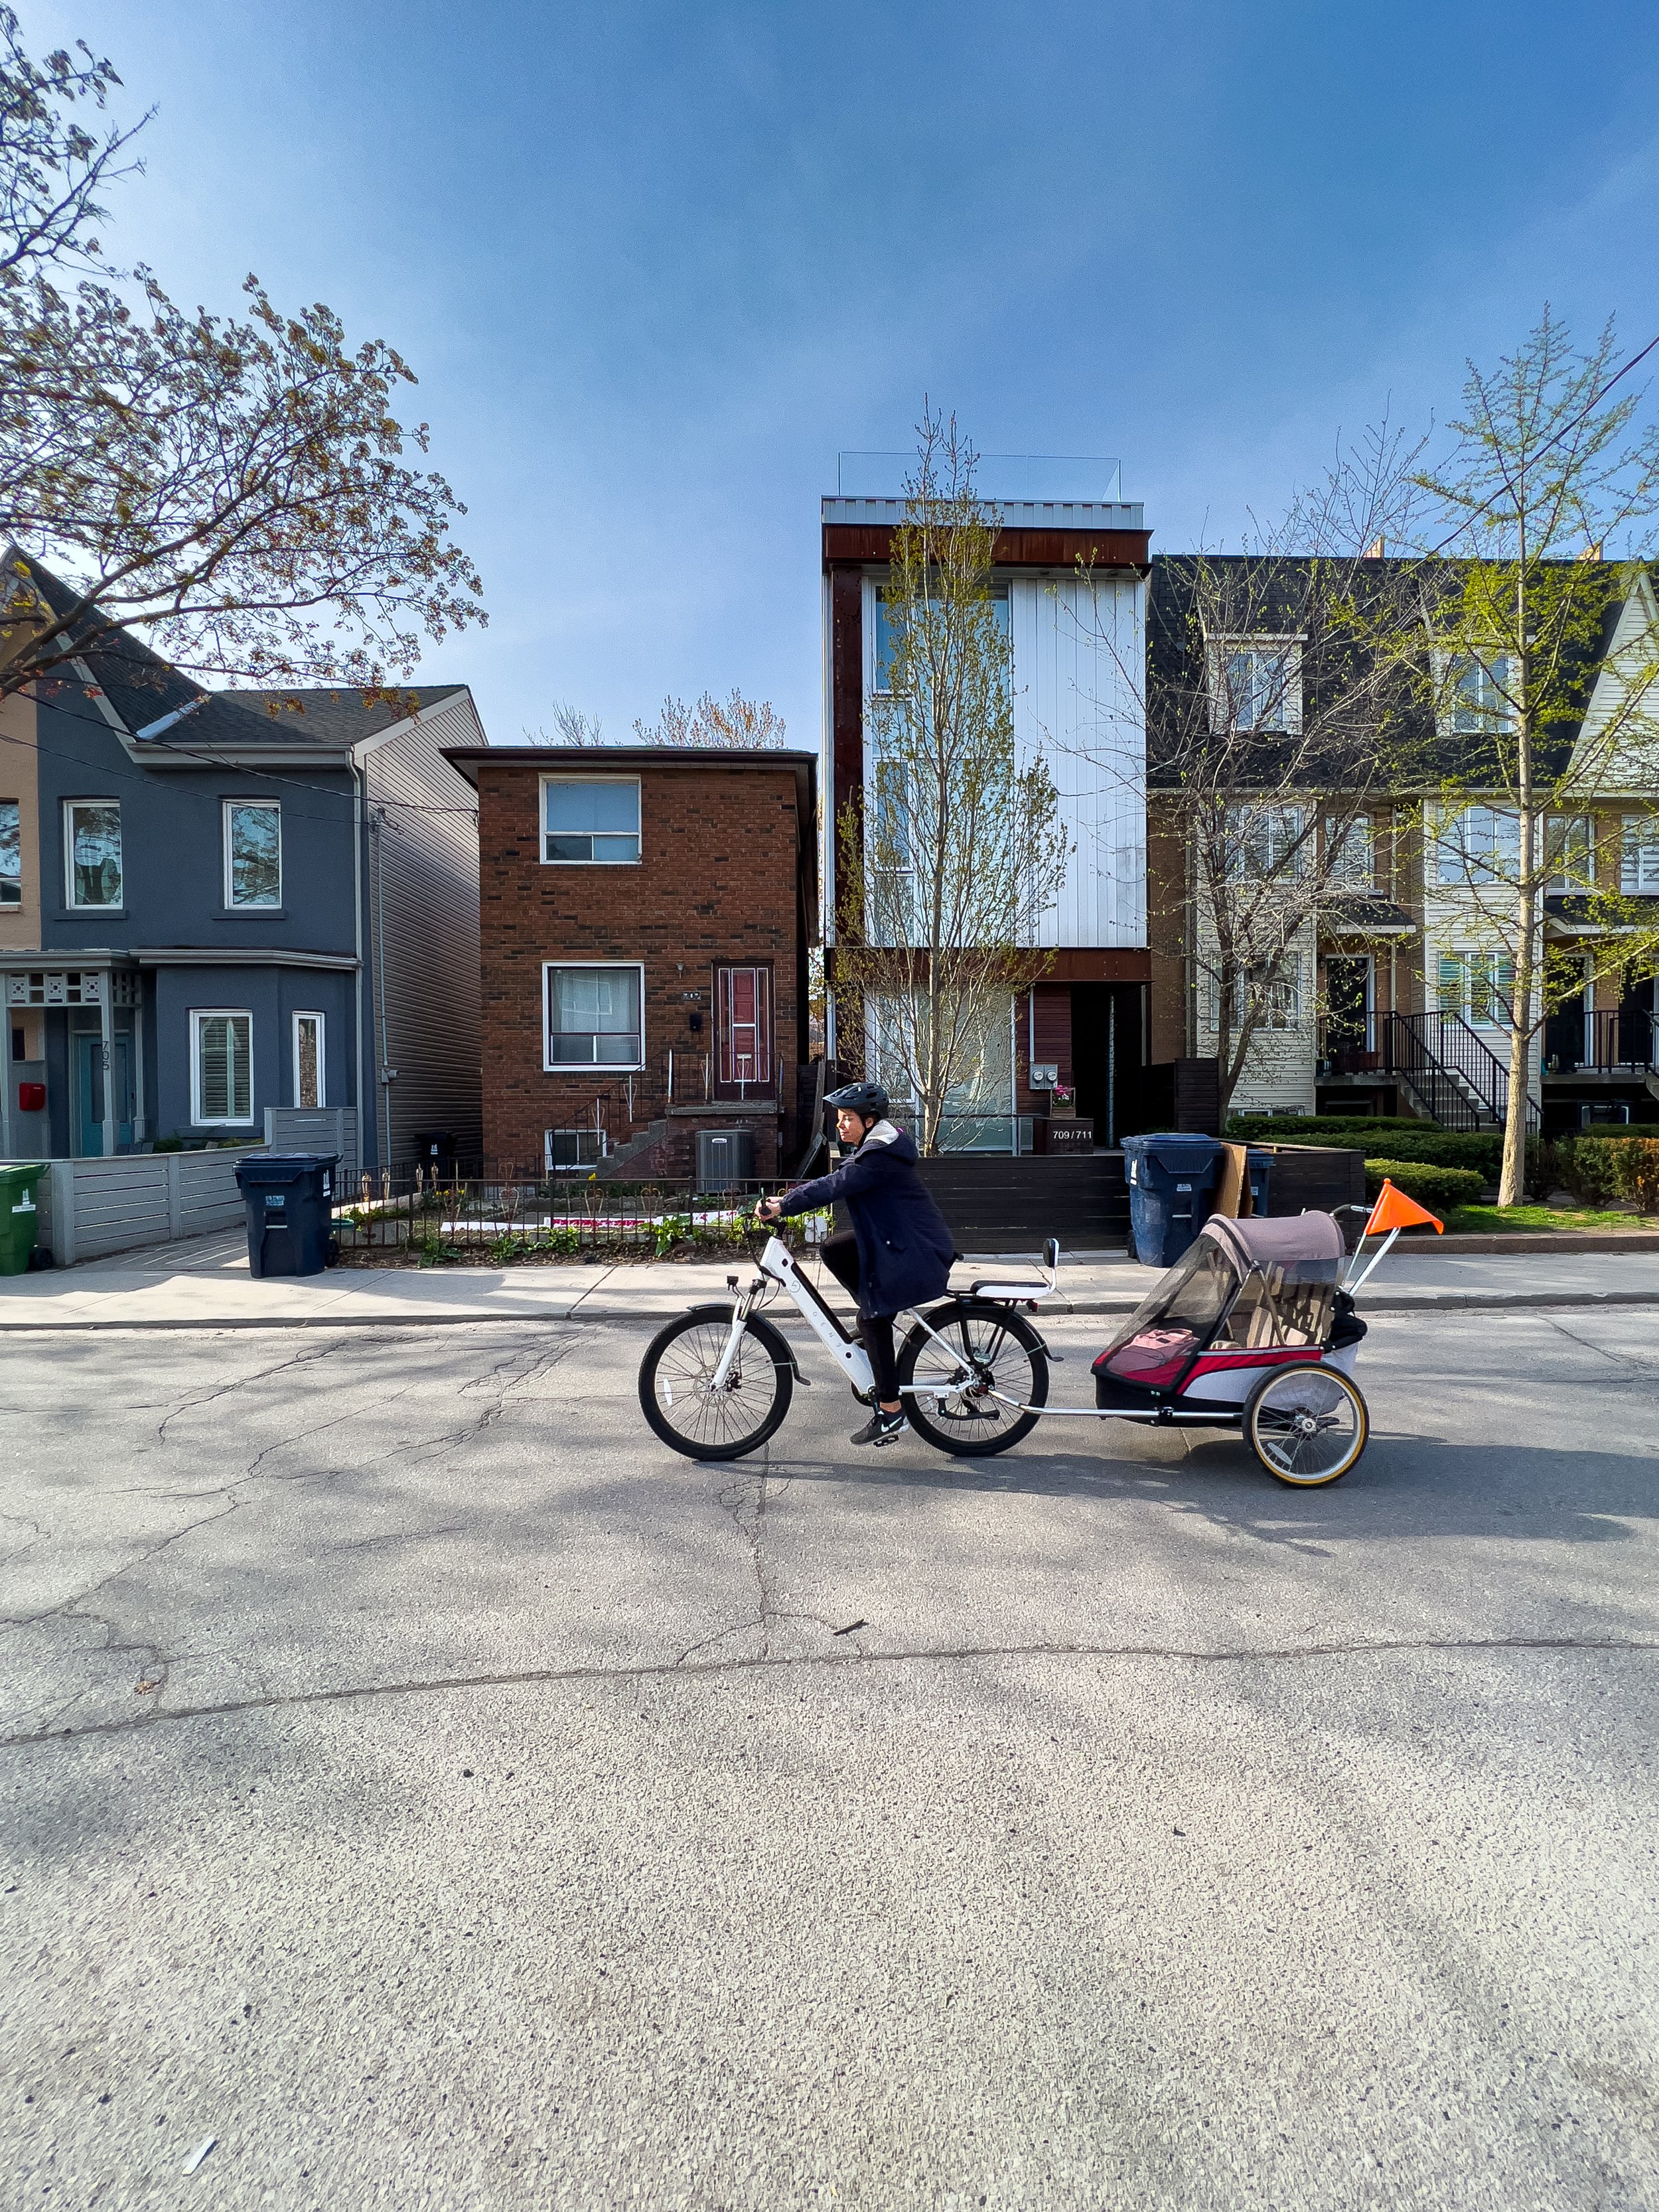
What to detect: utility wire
<box><xmin>1418</xmin><ymin>328</ymin><xmax>1659</xmax><ymax>561</ymax></box>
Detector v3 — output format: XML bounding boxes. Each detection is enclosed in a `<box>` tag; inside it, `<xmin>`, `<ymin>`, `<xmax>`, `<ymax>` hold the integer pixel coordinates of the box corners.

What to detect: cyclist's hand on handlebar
<box><xmin>755</xmin><ymin>1195</ymin><xmax>783</xmax><ymax>1223</ymax></box>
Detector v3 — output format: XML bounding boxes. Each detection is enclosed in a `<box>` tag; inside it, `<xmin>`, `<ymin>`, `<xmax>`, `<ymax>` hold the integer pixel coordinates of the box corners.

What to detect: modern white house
<box><xmin>820</xmin><ymin>460</ymin><xmax>1152</xmax><ymax>1147</ymax></box>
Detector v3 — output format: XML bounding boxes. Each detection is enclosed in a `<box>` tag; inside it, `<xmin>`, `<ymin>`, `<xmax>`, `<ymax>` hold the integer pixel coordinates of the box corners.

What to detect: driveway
<box><xmin>2</xmin><ymin>1304</ymin><xmax>1656</xmax><ymax>2209</ymax></box>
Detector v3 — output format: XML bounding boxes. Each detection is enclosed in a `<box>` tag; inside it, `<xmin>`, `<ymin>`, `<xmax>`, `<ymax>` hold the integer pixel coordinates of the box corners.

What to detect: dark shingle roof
<box><xmin>7</xmin><ymin>549</ymin><xmax>463</xmax><ymax>748</ymax></box>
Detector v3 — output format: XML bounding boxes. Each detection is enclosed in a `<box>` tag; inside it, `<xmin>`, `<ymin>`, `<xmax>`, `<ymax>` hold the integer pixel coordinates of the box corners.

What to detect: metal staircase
<box><xmin>1380</xmin><ymin>1012</ymin><xmax>1539</xmax><ymax>1133</ymax></box>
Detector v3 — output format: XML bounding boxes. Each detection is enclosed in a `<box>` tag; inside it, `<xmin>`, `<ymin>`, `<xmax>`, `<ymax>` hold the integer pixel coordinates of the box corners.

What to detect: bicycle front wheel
<box><xmin>898</xmin><ymin>1300</ymin><xmax>1048</xmax><ymax>1458</ymax></box>
<box><xmin>1246</xmin><ymin>1363</ymin><xmax>1368</xmax><ymax>1486</ymax></box>
<box><xmin>638</xmin><ymin>1307</ymin><xmax>794</xmax><ymax>1461</ymax></box>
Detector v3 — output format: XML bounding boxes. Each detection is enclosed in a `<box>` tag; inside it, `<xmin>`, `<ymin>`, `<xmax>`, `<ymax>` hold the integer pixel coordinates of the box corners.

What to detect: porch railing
<box><xmin>1546</xmin><ymin>1007</ymin><xmax>1658</xmax><ymax>1074</ymax></box>
<box><xmin>1379</xmin><ymin>1011</ymin><xmax>1539</xmax><ymax>1132</ymax></box>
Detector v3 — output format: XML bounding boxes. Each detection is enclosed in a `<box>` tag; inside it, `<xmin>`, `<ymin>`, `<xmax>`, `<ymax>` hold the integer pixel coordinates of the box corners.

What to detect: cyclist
<box><xmin>757</xmin><ymin>1081</ymin><xmax>955</xmax><ymax>1446</ymax></box>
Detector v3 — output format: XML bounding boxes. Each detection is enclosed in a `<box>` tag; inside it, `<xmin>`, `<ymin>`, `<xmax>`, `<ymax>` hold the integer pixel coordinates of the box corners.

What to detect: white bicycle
<box><xmin>637</xmin><ymin>1233</ymin><xmax>1060</xmax><ymax>1462</ymax></box>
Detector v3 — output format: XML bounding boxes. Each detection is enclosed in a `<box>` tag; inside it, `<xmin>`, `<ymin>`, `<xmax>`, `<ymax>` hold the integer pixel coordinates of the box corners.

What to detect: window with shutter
<box><xmin>1622</xmin><ymin>815</ymin><xmax>1659</xmax><ymax>894</ymax></box>
<box><xmin>192</xmin><ymin>1010</ymin><xmax>253</xmax><ymax>1123</ymax></box>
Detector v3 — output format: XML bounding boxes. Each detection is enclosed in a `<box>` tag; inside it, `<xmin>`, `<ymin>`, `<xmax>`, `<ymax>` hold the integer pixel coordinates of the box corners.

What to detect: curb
<box><xmin>3</xmin><ymin>1287</ymin><xmax>1659</xmax><ymax>1331</ymax></box>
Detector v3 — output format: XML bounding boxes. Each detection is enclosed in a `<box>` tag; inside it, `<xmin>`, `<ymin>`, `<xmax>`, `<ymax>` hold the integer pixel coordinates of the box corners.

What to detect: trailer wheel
<box><xmin>1245</xmin><ymin>1363</ymin><xmax>1368</xmax><ymax>1486</ymax></box>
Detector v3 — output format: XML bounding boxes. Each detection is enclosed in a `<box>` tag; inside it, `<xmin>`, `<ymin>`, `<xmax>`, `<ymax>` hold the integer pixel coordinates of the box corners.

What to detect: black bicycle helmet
<box><xmin>824</xmin><ymin>1079</ymin><xmax>890</xmax><ymax>1119</ymax></box>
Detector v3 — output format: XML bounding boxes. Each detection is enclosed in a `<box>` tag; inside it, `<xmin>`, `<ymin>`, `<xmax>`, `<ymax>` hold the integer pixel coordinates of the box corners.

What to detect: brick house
<box><xmin>443</xmin><ymin>743</ymin><xmax>818</xmax><ymax>1177</ymax></box>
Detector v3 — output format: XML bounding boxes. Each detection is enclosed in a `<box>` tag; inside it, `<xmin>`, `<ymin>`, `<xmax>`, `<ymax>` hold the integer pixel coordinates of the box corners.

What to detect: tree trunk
<box><xmin>1500</xmin><ymin>562</ymin><xmax>1532</xmax><ymax>1210</ymax></box>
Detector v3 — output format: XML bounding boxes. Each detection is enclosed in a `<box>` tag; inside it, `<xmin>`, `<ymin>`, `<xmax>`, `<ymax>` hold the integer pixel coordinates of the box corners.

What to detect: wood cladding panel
<box><xmin>1030</xmin><ymin>983</ymin><xmax>1073</xmax><ymax>1079</ymax></box>
<box><xmin>824</xmin><ymin>526</ymin><xmax>1150</xmax><ymax>569</ymax></box>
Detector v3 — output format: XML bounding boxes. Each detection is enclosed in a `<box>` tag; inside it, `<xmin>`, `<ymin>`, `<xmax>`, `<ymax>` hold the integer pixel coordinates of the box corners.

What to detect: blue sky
<box><xmin>26</xmin><ymin>1</ymin><xmax>1659</xmax><ymax>748</ymax></box>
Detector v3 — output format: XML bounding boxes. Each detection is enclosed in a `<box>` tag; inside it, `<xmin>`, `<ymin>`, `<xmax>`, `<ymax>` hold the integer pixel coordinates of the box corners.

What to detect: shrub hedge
<box><xmin>1555</xmin><ymin>1133</ymin><xmax>1659</xmax><ymax>1211</ymax></box>
<box><xmin>1362</xmin><ymin>1159</ymin><xmax>1486</xmax><ymax>1210</ymax></box>
<box><xmin>1226</xmin><ymin>1115</ymin><xmax>1501</xmax><ymax>1178</ymax></box>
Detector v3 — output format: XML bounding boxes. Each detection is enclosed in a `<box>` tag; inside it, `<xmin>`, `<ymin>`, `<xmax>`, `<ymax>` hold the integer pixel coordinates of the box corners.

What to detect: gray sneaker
<box><xmin>850</xmin><ymin>1408</ymin><xmax>908</xmax><ymax>1448</ymax></box>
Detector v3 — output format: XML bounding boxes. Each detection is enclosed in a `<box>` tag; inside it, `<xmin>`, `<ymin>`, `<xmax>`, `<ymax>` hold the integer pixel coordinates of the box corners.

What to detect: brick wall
<box><xmin>477</xmin><ymin>757</ymin><xmax>806</xmax><ymax>1176</ymax></box>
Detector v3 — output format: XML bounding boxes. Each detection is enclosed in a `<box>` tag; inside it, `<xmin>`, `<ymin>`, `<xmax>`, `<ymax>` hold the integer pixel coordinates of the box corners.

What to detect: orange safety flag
<box><xmin>1364</xmin><ymin>1178</ymin><xmax>1444</xmax><ymax>1237</ymax></box>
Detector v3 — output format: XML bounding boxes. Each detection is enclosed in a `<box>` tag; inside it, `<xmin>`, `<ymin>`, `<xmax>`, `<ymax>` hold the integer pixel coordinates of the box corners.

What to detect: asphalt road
<box><xmin>2</xmin><ymin>1303</ymin><xmax>1656</xmax><ymax>2211</ymax></box>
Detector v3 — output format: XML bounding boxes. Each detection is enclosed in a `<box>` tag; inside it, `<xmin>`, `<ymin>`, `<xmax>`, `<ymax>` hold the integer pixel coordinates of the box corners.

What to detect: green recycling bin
<box><xmin>0</xmin><ymin>1162</ymin><xmax>48</xmax><ymax>1276</ymax></box>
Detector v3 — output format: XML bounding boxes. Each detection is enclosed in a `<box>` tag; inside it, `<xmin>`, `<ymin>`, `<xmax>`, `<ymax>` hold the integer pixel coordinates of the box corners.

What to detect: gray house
<box><xmin>0</xmin><ymin>561</ymin><xmax>485</xmax><ymax>1168</ymax></box>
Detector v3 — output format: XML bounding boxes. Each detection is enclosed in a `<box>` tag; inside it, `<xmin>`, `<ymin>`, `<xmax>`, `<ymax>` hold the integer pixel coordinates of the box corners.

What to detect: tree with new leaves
<box><xmin>0</xmin><ymin>9</ymin><xmax>483</xmax><ymax>709</ymax></box>
<box><xmin>1413</xmin><ymin>311</ymin><xmax>1659</xmax><ymax>1206</ymax></box>
<box><xmin>833</xmin><ymin>410</ymin><xmax>1069</xmax><ymax>1153</ymax></box>
<box><xmin>1119</xmin><ymin>425</ymin><xmax>1435</xmax><ymax>1115</ymax></box>
<box><xmin>0</xmin><ymin>7</ymin><xmax>145</xmax><ymax>281</ymax></box>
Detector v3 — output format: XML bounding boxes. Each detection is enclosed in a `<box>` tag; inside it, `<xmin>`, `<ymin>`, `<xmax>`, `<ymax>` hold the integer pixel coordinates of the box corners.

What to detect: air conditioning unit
<box><xmin>695</xmin><ymin>1126</ymin><xmax>755</xmax><ymax>1192</ymax></box>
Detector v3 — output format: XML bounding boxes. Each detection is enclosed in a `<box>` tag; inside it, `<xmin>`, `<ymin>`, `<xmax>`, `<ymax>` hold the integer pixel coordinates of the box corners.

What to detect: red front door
<box><xmin>717</xmin><ymin>967</ymin><xmax>772</xmax><ymax>1093</ymax></box>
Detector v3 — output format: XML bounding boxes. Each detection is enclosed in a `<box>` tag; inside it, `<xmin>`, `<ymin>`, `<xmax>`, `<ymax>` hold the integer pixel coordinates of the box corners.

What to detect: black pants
<box><xmin>820</xmin><ymin>1230</ymin><xmax>899</xmax><ymax>1403</ymax></box>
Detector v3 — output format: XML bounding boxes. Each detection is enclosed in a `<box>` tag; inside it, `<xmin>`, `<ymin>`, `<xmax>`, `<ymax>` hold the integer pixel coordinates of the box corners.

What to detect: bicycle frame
<box><xmin>710</xmin><ymin>1235</ymin><xmax>1058</xmax><ymax>1402</ymax></box>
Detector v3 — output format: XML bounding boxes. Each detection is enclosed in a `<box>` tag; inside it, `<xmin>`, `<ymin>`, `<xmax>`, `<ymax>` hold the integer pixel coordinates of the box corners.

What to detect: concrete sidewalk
<box><xmin>4</xmin><ymin>1228</ymin><xmax>1659</xmax><ymax>1326</ymax></box>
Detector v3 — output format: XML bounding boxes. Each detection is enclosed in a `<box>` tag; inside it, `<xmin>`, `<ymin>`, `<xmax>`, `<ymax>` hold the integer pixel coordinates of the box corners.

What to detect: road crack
<box><xmin>7</xmin><ymin>1633</ymin><xmax>1652</xmax><ymax>1751</ymax></box>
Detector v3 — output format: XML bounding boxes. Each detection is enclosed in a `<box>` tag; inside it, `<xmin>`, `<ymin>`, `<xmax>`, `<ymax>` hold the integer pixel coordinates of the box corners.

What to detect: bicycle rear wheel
<box><xmin>638</xmin><ymin>1308</ymin><xmax>794</xmax><ymax>1461</ymax></box>
<box><xmin>898</xmin><ymin>1300</ymin><xmax>1048</xmax><ymax>1458</ymax></box>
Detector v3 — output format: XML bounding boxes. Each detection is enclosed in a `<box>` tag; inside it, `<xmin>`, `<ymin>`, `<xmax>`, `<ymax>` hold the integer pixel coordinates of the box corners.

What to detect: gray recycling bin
<box><xmin>1121</xmin><ymin>1133</ymin><xmax>1226</xmax><ymax>1268</ymax></box>
<box><xmin>234</xmin><ymin>1152</ymin><xmax>339</xmax><ymax>1279</ymax></box>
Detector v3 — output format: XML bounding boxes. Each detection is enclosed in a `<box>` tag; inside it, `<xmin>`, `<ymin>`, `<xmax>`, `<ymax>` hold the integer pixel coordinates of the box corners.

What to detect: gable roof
<box><xmin>1147</xmin><ymin>551</ymin><xmax>1647</xmax><ymax>792</ymax></box>
<box><xmin>4</xmin><ymin>547</ymin><xmax>477</xmax><ymax>759</ymax></box>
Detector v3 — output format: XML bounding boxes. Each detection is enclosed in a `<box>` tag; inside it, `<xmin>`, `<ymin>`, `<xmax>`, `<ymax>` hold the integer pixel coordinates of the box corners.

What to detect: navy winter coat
<box><xmin>778</xmin><ymin>1123</ymin><xmax>956</xmax><ymax>1317</ymax></box>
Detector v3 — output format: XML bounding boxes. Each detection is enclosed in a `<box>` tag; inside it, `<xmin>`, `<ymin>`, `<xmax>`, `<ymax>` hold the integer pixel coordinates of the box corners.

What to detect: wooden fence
<box><xmin>1</xmin><ymin>1145</ymin><xmax>266</xmax><ymax>1267</ymax></box>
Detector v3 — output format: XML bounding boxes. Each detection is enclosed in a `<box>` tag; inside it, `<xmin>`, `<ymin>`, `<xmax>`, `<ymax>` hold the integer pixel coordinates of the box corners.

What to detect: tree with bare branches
<box><xmin>632</xmin><ymin>688</ymin><xmax>786</xmax><ymax>747</ymax></box>
<box><xmin>832</xmin><ymin>411</ymin><xmax>1068</xmax><ymax>1152</ymax></box>
<box><xmin>1127</xmin><ymin>428</ymin><xmax>1435</xmax><ymax>1117</ymax></box>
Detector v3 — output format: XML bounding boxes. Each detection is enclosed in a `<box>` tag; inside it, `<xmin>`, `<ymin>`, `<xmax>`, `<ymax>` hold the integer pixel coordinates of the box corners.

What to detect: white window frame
<box><xmin>1621</xmin><ymin>813</ymin><xmax>1659</xmax><ymax>895</ymax></box>
<box><xmin>1544</xmin><ymin>813</ymin><xmax>1595</xmax><ymax>895</ymax></box>
<box><xmin>1325</xmin><ymin>812</ymin><xmax>1374</xmax><ymax>887</ymax></box>
<box><xmin>1224</xmin><ymin>803</ymin><xmax>1307</xmax><ymax>881</ymax></box>
<box><xmin>64</xmin><ymin>798</ymin><xmax>123</xmax><ymax>910</ymax></box>
<box><xmin>1432</xmin><ymin>804</ymin><xmax>1520</xmax><ymax>888</ymax></box>
<box><xmin>1437</xmin><ymin>951</ymin><xmax>1514</xmax><ymax>1030</ymax></box>
<box><xmin>540</xmin><ymin>776</ymin><xmax>641</xmax><ymax>866</ymax></box>
<box><xmin>1208</xmin><ymin>635</ymin><xmax>1304</xmax><ymax>734</ymax></box>
<box><xmin>542</xmin><ymin>961</ymin><xmax>645</xmax><ymax>1073</ymax></box>
<box><xmin>865</xmin><ymin>577</ymin><xmax>1010</xmax><ymax>699</ymax></box>
<box><xmin>190</xmin><ymin>1008</ymin><xmax>255</xmax><ymax>1126</ymax></box>
<box><xmin>1439</xmin><ymin>650</ymin><xmax>1515</xmax><ymax>738</ymax></box>
<box><xmin>292</xmin><ymin>1010</ymin><xmax>326</xmax><ymax>1109</ymax></box>
<box><xmin>1240</xmin><ymin>955</ymin><xmax>1303</xmax><ymax>1031</ymax></box>
<box><xmin>223</xmin><ymin>798</ymin><xmax>283</xmax><ymax>909</ymax></box>
<box><xmin>0</xmin><ymin>796</ymin><xmax>20</xmax><ymax>906</ymax></box>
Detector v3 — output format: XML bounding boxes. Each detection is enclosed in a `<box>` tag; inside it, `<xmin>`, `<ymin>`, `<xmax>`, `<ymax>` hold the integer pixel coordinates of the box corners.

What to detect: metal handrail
<box><xmin>1379</xmin><ymin>1011</ymin><xmax>1539</xmax><ymax>1132</ymax></box>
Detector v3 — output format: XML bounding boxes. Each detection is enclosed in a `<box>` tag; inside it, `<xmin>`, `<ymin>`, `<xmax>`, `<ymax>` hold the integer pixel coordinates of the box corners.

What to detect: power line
<box><xmin>1421</xmin><ymin>328</ymin><xmax>1659</xmax><ymax>560</ymax></box>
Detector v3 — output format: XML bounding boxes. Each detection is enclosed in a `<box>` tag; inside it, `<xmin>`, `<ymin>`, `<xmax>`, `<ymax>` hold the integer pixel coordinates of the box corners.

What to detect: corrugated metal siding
<box><xmin>364</xmin><ymin>698</ymin><xmax>484</xmax><ymax>1165</ymax></box>
<box><xmin>1011</xmin><ymin>574</ymin><xmax>1147</xmax><ymax>948</ymax></box>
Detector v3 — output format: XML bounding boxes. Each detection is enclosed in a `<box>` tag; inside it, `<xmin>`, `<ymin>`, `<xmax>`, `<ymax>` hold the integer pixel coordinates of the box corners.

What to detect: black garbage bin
<box><xmin>413</xmin><ymin>1128</ymin><xmax>458</xmax><ymax>1174</ymax></box>
<box><xmin>1121</xmin><ymin>1132</ymin><xmax>1226</xmax><ymax>1267</ymax></box>
<box><xmin>235</xmin><ymin>1153</ymin><xmax>339</xmax><ymax>1279</ymax></box>
<box><xmin>1245</xmin><ymin>1146</ymin><xmax>1273</xmax><ymax>1219</ymax></box>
